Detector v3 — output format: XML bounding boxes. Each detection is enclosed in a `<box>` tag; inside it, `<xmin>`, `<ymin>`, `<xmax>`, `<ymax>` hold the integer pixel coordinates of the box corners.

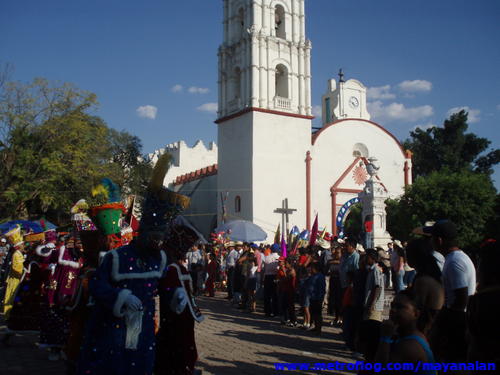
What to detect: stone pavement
<box><xmin>196</xmin><ymin>293</ymin><xmax>357</xmax><ymax>375</ymax></box>
<box><xmin>0</xmin><ymin>291</ymin><xmax>384</xmax><ymax>374</ymax></box>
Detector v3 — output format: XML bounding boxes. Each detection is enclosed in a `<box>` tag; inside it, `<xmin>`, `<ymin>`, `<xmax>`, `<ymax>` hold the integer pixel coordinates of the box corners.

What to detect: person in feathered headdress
<box><xmin>77</xmin><ymin>153</ymin><xmax>190</xmax><ymax>375</ymax></box>
<box><xmin>1</xmin><ymin>226</ymin><xmax>26</xmax><ymax>322</ymax></box>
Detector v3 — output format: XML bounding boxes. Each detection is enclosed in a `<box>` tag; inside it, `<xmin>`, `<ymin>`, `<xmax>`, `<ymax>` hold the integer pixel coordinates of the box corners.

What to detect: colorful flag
<box><xmin>309</xmin><ymin>214</ymin><xmax>318</xmax><ymax>246</ymax></box>
<box><xmin>281</xmin><ymin>232</ymin><xmax>287</xmax><ymax>258</ymax></box>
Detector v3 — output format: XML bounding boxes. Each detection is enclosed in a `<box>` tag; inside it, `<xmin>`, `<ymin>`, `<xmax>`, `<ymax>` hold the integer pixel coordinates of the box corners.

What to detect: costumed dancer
<box><xmin>4</xmin><ymin>230</ymin><xmax>57</xmax><ymax>340</ymax></box>
<box><xmin>39</xmin><ymin>234</ymin><xmax>84</xmax><ymax>360</ymax></box>
<box><xmin>155</xmin><ymin>224</ymin><xmax>204</xmax><ymax>375</ymax></box>
<box><xmin>64</xmin><ymin>193</ymin><xmax>125</xmax><ymax>372</ymax></box>
<box><xmin>77</xmin><ymin>153</ymin><xmax>189</xmax><ymax>375</ymax></box>
<box><xmin>2</xmin><ymin>226</ymin><xmax>25</xmax><ymax>320</ymax></box>
<box><xmin>1</xmin><ymin>226</ymin><xmax>26</xmax><ymax>344</ymax></box>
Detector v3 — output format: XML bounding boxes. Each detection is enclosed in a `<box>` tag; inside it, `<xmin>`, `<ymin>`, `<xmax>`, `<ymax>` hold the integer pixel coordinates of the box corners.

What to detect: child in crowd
<box><xmin>308</xmin><ymin>262</ymin><xmax>325</xmax><ymax>335</ymax></box>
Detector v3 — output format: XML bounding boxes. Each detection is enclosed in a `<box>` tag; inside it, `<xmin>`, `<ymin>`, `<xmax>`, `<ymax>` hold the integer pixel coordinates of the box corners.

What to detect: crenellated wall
<box><xmin>148</xmin><ymin>140</ymin><xmax>218</xmax><ymax>188</ymax></box>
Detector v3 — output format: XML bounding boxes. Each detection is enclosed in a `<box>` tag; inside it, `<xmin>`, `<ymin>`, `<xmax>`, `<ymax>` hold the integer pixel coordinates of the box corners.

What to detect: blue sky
<box><xmin>1</xmin><ymin>0</ymin><xmax>499</xmax><ymax>187</ymax></box>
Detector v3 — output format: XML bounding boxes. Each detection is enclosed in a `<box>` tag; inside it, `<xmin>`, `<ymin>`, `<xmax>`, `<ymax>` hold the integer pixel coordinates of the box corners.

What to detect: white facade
<box><xmin>217</xmin><ymin>110</ymin><xmax>310</xmax><ymax>235</ymax></box>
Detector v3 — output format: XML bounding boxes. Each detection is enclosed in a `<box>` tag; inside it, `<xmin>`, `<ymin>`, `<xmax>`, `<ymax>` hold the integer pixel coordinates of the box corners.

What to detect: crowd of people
<box><xmin>1</xmin><ymin>215</ymin><xmax>499</xmax><ymax>374</ymax></box>
<box><xmin>181</xmin><ymin>220</ymin><xmax>499</xmax><ymax>373</ymax></box>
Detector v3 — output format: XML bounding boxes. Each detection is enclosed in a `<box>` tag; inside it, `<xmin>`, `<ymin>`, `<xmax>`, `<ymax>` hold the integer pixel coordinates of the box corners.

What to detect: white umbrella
<box><xmin>215</xmin><ymin>220</ymin><xmax>267</xmax><ymax>242</ymax></box>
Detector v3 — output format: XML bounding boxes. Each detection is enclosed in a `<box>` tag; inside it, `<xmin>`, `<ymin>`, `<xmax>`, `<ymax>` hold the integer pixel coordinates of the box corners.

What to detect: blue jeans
<box><xmin>392</xmin><ymin>269</ymin><xmax>405</xmax><ymax>293</ymax></box>
<box><xmin>404</xmin><ymin>269</ymin><xmax>416</xmax><ymax>287</ymax></box>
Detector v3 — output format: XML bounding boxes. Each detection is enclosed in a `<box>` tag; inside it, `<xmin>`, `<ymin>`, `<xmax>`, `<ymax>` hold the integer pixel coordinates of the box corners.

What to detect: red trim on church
<box><xmin>215</xmin><ymin>107</ymin><xmax>315</xmax><ymax>124</ymax></box>
<box><xmin>173</xmin><ymin>164</ymin><xmax>218</xmax><ymax>186</ymax></box>
<box><xmin>305</xmin><ymin>151</ymin><xmax>312</xmax><ymax>230</ymax></box>
<box><xmin>311</xmin><ymin>118</ymin><xmax>406</xmax><ymax>157</ymax></box>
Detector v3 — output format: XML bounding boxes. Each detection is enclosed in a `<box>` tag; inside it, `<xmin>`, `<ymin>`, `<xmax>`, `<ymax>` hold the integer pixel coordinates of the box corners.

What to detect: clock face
<box><xmin>349</xmin><ymin>96</ymin><xmax>359</xmax><ymax>108</ymax></box>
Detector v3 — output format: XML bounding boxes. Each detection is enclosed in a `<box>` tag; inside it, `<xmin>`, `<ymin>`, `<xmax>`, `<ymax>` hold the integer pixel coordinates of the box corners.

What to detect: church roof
<box><xmin>173</xmin><ymin>164</ymin><xmax>218</xmax><ymax>186</ymax></box>
<box><xmin>312</xmin><ymin>118</ymin><xmax>406</xmax><ymax>158</ymax></box>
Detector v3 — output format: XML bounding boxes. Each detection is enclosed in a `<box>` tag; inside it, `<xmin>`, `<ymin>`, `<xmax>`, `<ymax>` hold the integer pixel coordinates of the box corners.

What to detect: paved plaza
<box><xmin>0</xmin><ymin>292</ymin><xmax>368</xmax><ymax>375</ymax></box>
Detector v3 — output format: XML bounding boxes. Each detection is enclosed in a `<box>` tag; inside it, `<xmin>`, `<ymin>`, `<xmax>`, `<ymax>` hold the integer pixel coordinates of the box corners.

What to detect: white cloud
<box><xmin>412</xmin><ymin>122</ymin><xmax>437</xmax><ymax>131</ymax></box>
<box><xmin>447</xmin><ymin>106</ymin><xmax>481</xmax><ymax>123</ymax></box>
<box><xmin>367</xmin><ymin>85</ymin><xmax>395</xmax><ymax>100</ymax></box>
<box><xmin>197</xmin><ymin>102</ymin><xmax>218</xmax><ymax>113</ymax></box>
<box><xmin>312</xmin><ymin>105</ymin><xmax>322</xmax><ymax>117</ymax></box>
<box><xmin>398</xmin><ymin>80</ymin><xmax>432</xmax><ymax>93</ymax></box>
<box><xmin>136</xmin><ymin>105</ymin><xmax>158</xmax><ymax>120</ymax></box>
<box><xmin>171</xmin><ymin>84</ymin><xmax>183</xmax><ymax>93</ymax></box>
<box><xmin>368</xmin><ymin>101</ymin><xmax>433</xmax><ymax>123</ymax></box>
<box><xmin>188</xmin><ymin>86</ymin><xmax>210</xmax><ymax>94</ymax></box>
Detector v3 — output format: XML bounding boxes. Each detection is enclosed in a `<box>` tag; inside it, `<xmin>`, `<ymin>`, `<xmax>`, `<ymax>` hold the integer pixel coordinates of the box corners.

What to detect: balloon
<box><xmin>290</xmin><ymin>226</ymin><xmax>300</xmax><ymax>236</ymax></box>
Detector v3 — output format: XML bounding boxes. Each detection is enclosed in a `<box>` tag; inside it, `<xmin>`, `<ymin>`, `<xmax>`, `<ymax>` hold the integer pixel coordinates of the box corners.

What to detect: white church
<box><xmin>149</xmin><ymin>0</ymin><xmax>413</xmax><ymax>241</ymax></box>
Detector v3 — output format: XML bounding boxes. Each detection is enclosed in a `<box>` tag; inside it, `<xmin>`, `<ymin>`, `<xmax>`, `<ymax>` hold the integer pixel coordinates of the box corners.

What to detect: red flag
<box><xmin>309</xmin><ymin>214</ymin><xmax>318</xmax><ymax>247</ymax></box>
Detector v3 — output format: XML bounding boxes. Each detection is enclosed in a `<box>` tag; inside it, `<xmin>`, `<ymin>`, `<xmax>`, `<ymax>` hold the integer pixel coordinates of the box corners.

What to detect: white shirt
<box><xmin>442</xmin><ymin>250</ymin><xmax>476</xmax><ymax>309</ymax></box>
<box><xmin>249</xmin><ymin>265</ymin><xmax>258</xmax><ymax>278</ymax></box>
<box><xmin>225</xmin><ymin>249</ymin><xmax>239</xmax><ymax>268</ymax></box>
<box><xmin>432</xmin><ymin>251</ymin><xmax>445</xmax><ymax>272</ymax></box>
<box><xmin>186</xmin><ymin>249</ymin><xmax>202</xmax><ymax>271</ymax></box>
<box><xmin>263</xmin><ymin>253</ymin><xmax>280</xmax><ymax>276</ymax></box>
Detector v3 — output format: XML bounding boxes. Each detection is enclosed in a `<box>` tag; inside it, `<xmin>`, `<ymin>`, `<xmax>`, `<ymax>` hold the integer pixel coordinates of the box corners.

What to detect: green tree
<box><xmin>404</xmin><ymin>110</ymin><xmax>500</xmax><ymax>177</ymax></box>
<box><xmin>385</xmin><ymin>198</ymin><xmax>420</xmax><ymax>243</ymax></box>
<box><xmin>108</xmin><ymin>129</ymin><xmax>153</xmax><ymax>197</ymax></box>
<box><xmin>386</xmin><ymin>170</ymin><xmax>496</xmax><ymax>250</ymax></box>
<box><xmin>0</xmin><ymin>77</ymin><xmax>150</xmax><ymax>223</ymax></box>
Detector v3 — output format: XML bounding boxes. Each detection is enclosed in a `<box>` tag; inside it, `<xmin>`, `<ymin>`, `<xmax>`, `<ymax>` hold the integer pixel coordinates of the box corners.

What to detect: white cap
<box><xmin>0</xmin><ymin>238</ymin><xmax>6</xmax><ymax>243</ymax></box>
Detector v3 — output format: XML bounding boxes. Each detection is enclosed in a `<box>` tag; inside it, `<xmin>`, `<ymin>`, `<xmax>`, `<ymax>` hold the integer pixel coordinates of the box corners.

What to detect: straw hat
<box><xmin>5</xmin><ymin>226</ymin><xmax>23</xmax><ymax>247</ymax></box>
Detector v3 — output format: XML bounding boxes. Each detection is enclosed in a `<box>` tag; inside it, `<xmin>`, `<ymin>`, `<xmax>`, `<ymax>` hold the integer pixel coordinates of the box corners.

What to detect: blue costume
<box><xmin>77</xmin><ymin>244</ymin><xmax>166</xmax><ymax>375</ymax></box>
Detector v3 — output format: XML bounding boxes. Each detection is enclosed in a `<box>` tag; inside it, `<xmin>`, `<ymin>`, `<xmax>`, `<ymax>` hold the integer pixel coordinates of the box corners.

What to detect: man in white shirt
<box><xmin>225</xmin><ymin>243</ymin><xmax>239</xmax><ymax>299</ymax></box>
<box><xmin>426</xmin><ymin>220</ymin><xmax>476</xmax><ymax>361</ymax></box>
<box><xmin>186</xmin><ymin>244</ymin><xmax>202</xmax><ymax>294</ymax></box>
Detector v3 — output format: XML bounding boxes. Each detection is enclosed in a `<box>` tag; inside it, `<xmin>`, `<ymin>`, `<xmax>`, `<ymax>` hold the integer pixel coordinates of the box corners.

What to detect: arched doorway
<box><xmin>335</xmin><ymin>197</ymin><xmax>360</xmax><ymax>238</ymax></box>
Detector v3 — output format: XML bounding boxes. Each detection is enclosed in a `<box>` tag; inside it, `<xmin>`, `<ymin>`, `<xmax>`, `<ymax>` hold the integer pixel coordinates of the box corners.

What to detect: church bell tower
<box><xmin>216</xmin><ymin>0</ymin><xmax>313</xmax><ymax>237</ymax></box>
<box><xmin>218</xmin><ymin>0</ymin><xmax>312</xmax><ymax>117</ymax></box>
